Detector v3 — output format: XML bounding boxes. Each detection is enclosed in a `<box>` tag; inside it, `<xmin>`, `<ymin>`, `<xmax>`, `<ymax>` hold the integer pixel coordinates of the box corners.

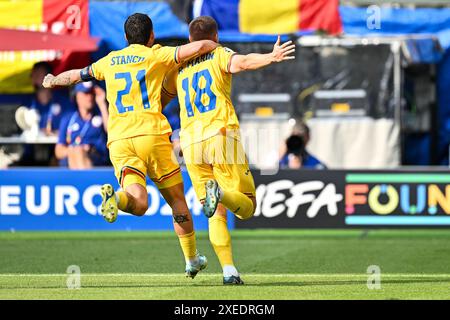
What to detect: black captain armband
<box><xmin>80</xmin><ymin>66</ymin><xmax>95</xmax><ymax>81</ymax></box>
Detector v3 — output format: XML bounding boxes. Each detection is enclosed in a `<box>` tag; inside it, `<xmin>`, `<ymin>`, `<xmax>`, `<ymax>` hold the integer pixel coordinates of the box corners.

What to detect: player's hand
<box><xmin>42</xmin><ymin>74</ymin><xmax>56</xmax><ymax>88</ymax></box>
<box><xmin>271</xmin><ymin>36</ymin><xmax>296</xmax><ymax>62</ymax></box>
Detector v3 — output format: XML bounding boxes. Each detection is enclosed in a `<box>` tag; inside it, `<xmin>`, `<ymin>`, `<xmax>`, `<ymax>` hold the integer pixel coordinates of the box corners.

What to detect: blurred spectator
<box><xmin>18</xmin><ymin>62</ymin><xmax>75</xmax><ymax>166</ymax></box>
<box><xmin>29</xmin><ymin>62</ymin><xmax>75</xmax><ymax>135</ymax></box>
<box><xmin>279</xmin><ymin>120</ymin><xmax>326</xmax><ymax>169</ymax></box>
<box><xmin>55</xmin><ymin>82</ymin><xmax>109</xmax><ymax>169</ymax></box>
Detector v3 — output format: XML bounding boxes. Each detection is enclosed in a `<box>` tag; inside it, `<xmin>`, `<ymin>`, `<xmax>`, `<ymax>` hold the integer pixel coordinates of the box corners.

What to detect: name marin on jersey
<box><xmin>178</xmin><ymin>52</ymin><xmax>215</xmax><ymax>75</ymax></box>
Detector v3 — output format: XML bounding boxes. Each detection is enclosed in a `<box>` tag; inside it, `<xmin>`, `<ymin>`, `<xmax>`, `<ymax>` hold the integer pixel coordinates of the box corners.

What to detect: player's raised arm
<box><xmin>177</xmin><ymin>40</ymin><xmax>219</xmax><ymax>63</ymax></box>
<box><xmin>42</xmin><ymin>69</ymin><xmax>82</xmax><ymax>88</ymax></box>
<box><xmin>229</xmin><ymin>36</ymin><xmax>295</xmax><ymax>74</ymax></box>
<box><xmin>42</xmin><ymin>66</ymin><xmax>95</xmax><ymax>89</ymax></box>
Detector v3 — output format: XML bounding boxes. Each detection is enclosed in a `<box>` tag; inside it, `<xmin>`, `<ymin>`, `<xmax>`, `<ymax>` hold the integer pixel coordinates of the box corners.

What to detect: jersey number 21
<box><xmin>114</xmin><ymin>69</ymin><xmax>149</xmax><ymax>114</ymax></box>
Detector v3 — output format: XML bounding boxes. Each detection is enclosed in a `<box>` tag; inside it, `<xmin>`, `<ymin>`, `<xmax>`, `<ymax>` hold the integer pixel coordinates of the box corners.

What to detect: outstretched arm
<box><xmin>177</xmin><ymin>40</ymin><xmax>219</xmax><ymax>63</ymax></box>
<box><xmin>42</xmin><ymin>66</ymin><xmax>95</xmax><ymax>88</ymax></box>
<box><xmin>42</xmin><ymin>69</ymin><xmax>82</xmax><ymax>88</ymax></box>
<box><xmin>229</xmin><ymin>36</ymin><xmax>295</xmax><ymax>74</ymax></box>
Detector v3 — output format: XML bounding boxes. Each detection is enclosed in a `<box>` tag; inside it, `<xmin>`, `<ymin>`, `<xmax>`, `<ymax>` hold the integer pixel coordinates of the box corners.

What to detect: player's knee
<box><xmin>124</xmin><ymin>183</ymin><xmax>148</xmax><ymax>216</ymax></box>
<box><xmin>134</xmin><ymin>204</ymin><xmax>148</xmax><ymax>216</ymax></box>
<box><xmin>169</xmin><ymin>198</ymin><xmax>189</xmax><ymax>215</ymax></box>
<box><xmin>134</xmin><ymin>196</ymin><xmax>148</xmax><ymax>216</ymax></box>
<box><xmin>237</xmin><ymin>197</ymin><xmax>256</xmax><ymax>220</ymax></box>
<box><xmin>134</xmin><ymin>202</ymin><xmax>148</xmax><ymax>216</ymax></box>
<box><xmin>161</xmin><ymin>183</ymin><xmax>189</xmax><ymax>213</ymax></box>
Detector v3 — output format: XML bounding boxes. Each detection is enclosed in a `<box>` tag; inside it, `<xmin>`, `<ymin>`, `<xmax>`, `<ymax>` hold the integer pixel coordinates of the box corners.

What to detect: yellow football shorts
<box><xmin>183</xmin><ymin>134</ymin><xmax>256</xmax><ymax>201</ymax></box>
<box><xmin>109</xmin><ymin>134</ymin><xmax>182</xmax><ymax>190</ymax></box>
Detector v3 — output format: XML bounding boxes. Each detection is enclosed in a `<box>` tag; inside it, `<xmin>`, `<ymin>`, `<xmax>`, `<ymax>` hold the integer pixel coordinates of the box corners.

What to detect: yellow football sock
<box><xmin>209</xmin><ymin>215</ymin><xmax>234</xmax><ymax>267</ymax></box>
<box><xmin>220</xmin><ymin>190</ymin><xmax>254</xmax><ymax>220</ymax></box>
<box><xmin>178</xmin><ymin>231</ymin><xmax>197</xmax><ymax>263</ymax></box>
<box><xmin>116</xmin><ymin>191</ymin><xmax>129</xmax><ymax>212</ymax></box>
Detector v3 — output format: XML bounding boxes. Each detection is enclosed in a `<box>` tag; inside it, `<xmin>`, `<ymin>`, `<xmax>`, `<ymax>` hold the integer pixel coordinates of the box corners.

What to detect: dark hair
<box><xmin>189</xmin><ymin>16</ymin><xmax>218</xmax><ymax>41</ymax></box>
<box><xmin>124</xmin><ymin>13</ymin><xmax>153</xmax><ymax>45</ymax></box>
<box><xmin>32</xmin><ymin>61</ymin><xmax>53</xmax><ymax>74</ymax></box>
<box><xmin>286</xmin><ymin>134</ymin><xmax>306</xmax><ymax>157</ymax></box>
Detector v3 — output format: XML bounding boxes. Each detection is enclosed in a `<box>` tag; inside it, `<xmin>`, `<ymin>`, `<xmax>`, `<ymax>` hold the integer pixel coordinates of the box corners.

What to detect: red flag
<box><xmin>299</xmin><ymin>0</ymin><xmax>342</xmax><ymax>35</ymax></box>
<box><xmin>43</xmin><ymin>0</ymin><xmax>90</xmax><ymax>73</ymax></box>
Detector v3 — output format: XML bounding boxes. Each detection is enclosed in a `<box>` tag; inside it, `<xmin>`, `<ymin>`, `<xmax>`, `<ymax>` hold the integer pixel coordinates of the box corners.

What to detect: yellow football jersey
<box><xmin>92</xmin><ymin>44</ymin><xmax>179</xmax><ymax>145</ymax></box>
<box><xmin>163</xmin><ymin>46</ymin><xmax>240</xmax><ymax>149</ymax></box>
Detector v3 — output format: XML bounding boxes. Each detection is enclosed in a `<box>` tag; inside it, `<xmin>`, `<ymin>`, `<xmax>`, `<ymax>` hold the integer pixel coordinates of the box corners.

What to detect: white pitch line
<box><xmin>0</xmin><ymin>273</ymin><xmax>449</xmax><ymax>278</ymax></box>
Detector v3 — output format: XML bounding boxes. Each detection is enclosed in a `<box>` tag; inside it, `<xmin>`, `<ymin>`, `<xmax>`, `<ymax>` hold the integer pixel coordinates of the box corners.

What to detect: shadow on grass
<box><xmin>247</xmin><ymin>278</ymin><xmax>450</xmax><ymax>287</ymax></box>
<box><xmin>0</xmin><ymin>283</ymin><xmax>229</xmax><ymax>290</ymax></box>
<box><xmin>1</xmin><ymin>278</ymin><xmax>449</xmax><ymax>290</ymax></box>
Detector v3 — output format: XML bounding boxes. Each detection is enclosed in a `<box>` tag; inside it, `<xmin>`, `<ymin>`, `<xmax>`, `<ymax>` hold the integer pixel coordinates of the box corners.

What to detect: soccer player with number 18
<box><xmin>162</xmin><ymin>16</ymin><xmax>295</xmax><ymax>284</ymax></box>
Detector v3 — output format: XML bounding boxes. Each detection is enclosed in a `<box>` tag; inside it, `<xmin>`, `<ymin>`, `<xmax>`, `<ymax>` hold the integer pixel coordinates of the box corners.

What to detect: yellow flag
<box><xmin>239</xmin><ymin>0</ymin><xmax>299</xmax><ymax>34</ymax></box>
<box><xmin>0</xmin><ymin>0</ymin><xmax>43</xmax><ymax>27</ymax></box>
<box><xmin>0</xmin><ymin>0</ymin><xmax>44</xmax><ymax>94</ymax></box>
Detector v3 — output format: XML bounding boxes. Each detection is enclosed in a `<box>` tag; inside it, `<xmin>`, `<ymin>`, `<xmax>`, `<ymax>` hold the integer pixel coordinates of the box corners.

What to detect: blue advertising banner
<box><xmin>3</xmin><ymin>168</ymin><xmax>449</xmax><ymax>231</ymax></box>
<box><xmin>0</xmin><ymin>169</ymin><xmax>228</xmax><ymax>231</ymax></box>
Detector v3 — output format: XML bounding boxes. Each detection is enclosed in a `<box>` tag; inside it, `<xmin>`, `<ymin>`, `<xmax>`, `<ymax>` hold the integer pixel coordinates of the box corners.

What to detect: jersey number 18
<box><xmin>181</xmin><ymin>69</ymin><xmax>217</xmax><ymax>117</ymax></box>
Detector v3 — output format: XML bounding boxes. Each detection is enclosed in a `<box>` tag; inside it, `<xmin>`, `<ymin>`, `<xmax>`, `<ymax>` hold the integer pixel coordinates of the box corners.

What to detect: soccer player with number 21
<box><xmin>42</xmin><ymin>13</ymin><xmax>218</xmax><ymax>280</ymax></box>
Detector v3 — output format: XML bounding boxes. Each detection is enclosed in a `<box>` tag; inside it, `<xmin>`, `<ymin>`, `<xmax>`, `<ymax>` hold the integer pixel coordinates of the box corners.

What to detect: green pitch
<box><xmin>0</xmin><ymin>229</ymin><xmax>449</xmax><ymax>300</ymax></box>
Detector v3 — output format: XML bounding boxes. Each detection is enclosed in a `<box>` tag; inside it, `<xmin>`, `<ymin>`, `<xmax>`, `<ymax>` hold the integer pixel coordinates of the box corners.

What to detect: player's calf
<box><xmin>160</xmin><ymin>182</ymin><xmax>207</xmax><ymax>276</ymax></box>
<box><xmin>119</xmin><ymin>184</ymin><xmax>148</xmax><ymax>216</ymax></box>
<box><xmin>160</xmin><ymin>183</ymin><xmax>195</xmax><ymax>234</ymax></box>
<box><xmin>100</xmin><ymin>183</ymin><xmax>149</xmax><ymax>223</ymax></box>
